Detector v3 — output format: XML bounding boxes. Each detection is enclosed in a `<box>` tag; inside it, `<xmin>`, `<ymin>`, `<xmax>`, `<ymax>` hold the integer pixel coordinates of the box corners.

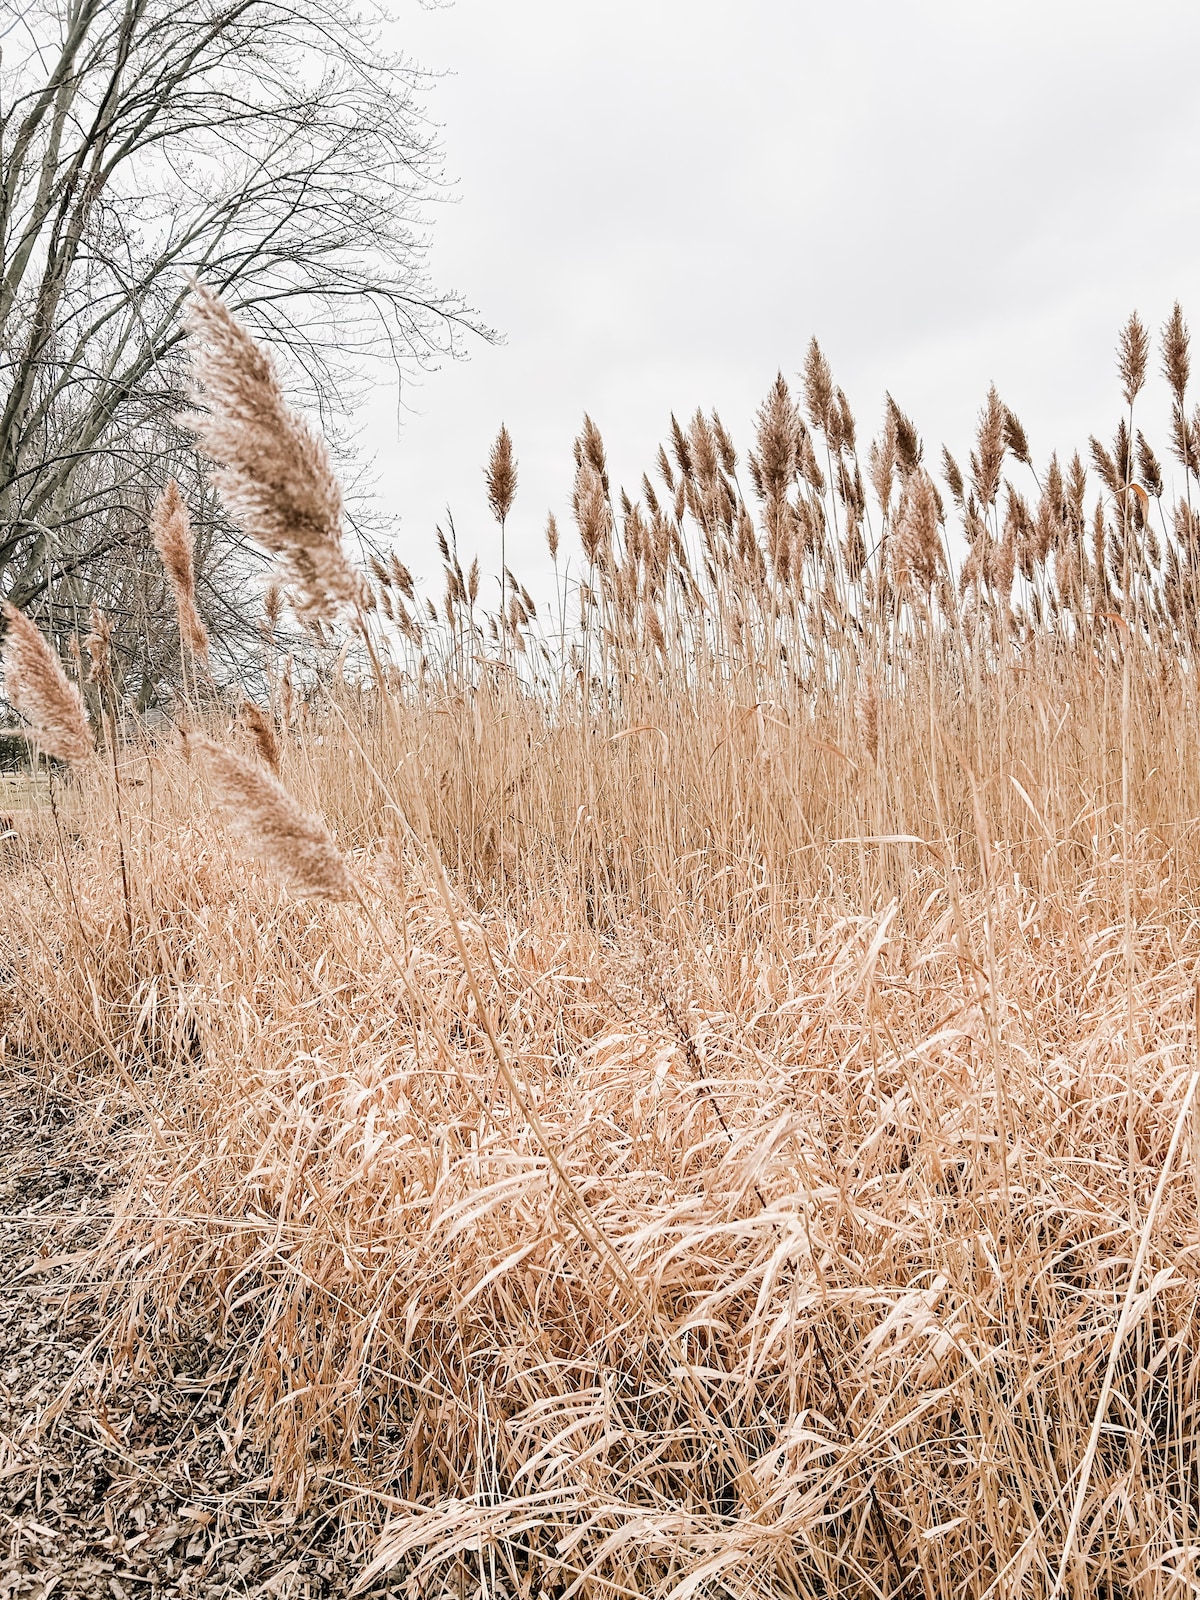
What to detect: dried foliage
<box><xmin>8</xmin><ymin>309</ymin><xmax>1200</xmax><ymax>1596</ymax></box>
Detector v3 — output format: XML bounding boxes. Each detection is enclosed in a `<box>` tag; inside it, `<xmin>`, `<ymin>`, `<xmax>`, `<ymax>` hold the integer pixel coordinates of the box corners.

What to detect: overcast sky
<box><xmin>362</xmin><ymin>0</ymin><xmax>1200</xmax><ymax>596</ymax></box>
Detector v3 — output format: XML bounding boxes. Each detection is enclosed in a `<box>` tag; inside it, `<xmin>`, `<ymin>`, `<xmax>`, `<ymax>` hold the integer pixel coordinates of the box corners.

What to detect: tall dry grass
<box><xmin>3</xmin><ymin>300</ymin><xmax>1200</xmax><ymax>1596</ymax></box>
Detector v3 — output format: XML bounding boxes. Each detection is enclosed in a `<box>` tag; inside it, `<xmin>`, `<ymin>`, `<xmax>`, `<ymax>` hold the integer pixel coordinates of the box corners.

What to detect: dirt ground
<box><xmin>0</xmin><ymin>1077</ymin><xmax>388</xmax><ymax>1600</ymax></box>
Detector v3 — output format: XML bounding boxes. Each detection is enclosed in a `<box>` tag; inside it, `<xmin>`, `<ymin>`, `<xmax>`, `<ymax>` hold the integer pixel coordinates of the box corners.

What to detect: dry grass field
<box><xmin>2</xmin><ymin>297</ymin><xmax>1200</xmax><ymax>1597</ymax></box>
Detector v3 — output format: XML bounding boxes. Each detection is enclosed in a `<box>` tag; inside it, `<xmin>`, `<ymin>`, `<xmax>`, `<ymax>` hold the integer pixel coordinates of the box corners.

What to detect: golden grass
<box><xmin>4</xmin><ymin>301</ymin><xmax>1200</xmax><ymax>1595</ymax></box>
<box><xmin>1</xmin><ymin>656</ymin><xmax>1197</xmax><ymax>1597</ymax></box>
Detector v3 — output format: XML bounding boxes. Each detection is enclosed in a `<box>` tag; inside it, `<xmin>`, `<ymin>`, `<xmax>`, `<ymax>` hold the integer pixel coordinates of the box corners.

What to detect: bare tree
<box><xmin>0</xmin><ymin>0</ymin><xmax>483</xmax><ymax>676</ymax></box>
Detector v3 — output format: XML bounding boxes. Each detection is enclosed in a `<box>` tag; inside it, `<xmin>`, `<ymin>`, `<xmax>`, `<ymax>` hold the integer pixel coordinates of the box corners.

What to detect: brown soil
<box><xmin>0</xmin><ymin>1077</ymin><xmax>381</xmax><ymax>1600</ymax></box>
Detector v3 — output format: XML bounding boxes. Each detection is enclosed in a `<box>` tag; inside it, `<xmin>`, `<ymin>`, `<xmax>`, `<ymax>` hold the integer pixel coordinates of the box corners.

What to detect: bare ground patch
<box><xmin>0</xmin><ymin>1078</ymin><xmax>382</xmax><ymax>1600</ymax></box>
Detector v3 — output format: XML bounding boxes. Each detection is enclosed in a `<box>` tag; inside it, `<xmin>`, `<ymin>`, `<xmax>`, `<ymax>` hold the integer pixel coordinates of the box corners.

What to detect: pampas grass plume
<box><xmin>83</xmin><ymin>604</ymin><xmax>114</xmax><ymax>690</ymax></box>
<box><xmin>240</xmin><ymin>701</ymin><xmax>282</xmax><ymax>773</ymax></box>
<box><xmin>1</xmin><ymin>603</ymin><xmax>94</xmax><ymax>764</ymax></box>
<box><xmin>183</xmin><ymin>284</ymin><xmax>367</xmax><ymax>625</ymax></box>
<box><xmin>855</xmin><ymin>672</ymin><xmax>880</xmax><ymax>763</ymax></box>
<box><xmin>189</xmin><ymin>733</ymin><xmax>354</xmax><ymax>900</ymax></box>
<box><xmin>485</xmin><ymin>424</ymin><xmax>517</xmax><ymax>525</ymax></box>
<box><xmin>152</xmin><ymin>480</ymin><xmax>210</xmax><ymax>662</ymax></box>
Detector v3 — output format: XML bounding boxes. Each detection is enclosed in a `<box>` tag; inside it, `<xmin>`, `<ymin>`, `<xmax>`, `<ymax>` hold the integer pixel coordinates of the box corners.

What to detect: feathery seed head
<box><xmin>579</xmin><ymin>416</ymin><xmax>610</xmax><ymax>493</ymax></box>
<box><xmin>751</xmin><ymin>374</ymin><xmax>800</xmax><ymax>504</ymax></box>
<box><xmin>388</xmin><ymin>554</ymin><xmax>415</xmax><ymax>601</ymax></box>
<box><xmin>1003</xmin><ymin>407</ymin><xmax>1032</xmax><ymax>467</ymax></box>
<box><xmin>182</xmin><ymin>284</ymin><xmax>366</xmax><ymax>625</ymax></box>
<box><xmin>1162</xmin><ymin>303</ymin><xmax>1190</xmax><ymax>406</ymax></box>
<box><xmin>573</xmin><ymin>459</ymin><xmax>612</xmax><ymax>567</ymax></box>
<box><xmin>485</xmin><ymin>424</ymin><xmax>518</xmax><ymax>525</ymax></box>
<box><xmin>869</xmin><ymin>410</ymin><xmax>898</xmax><ymax>517</ymax></box>
<box><xmin>892</xmin><ymin>469</ymin><xmax>942</xmax><ymax>594</ymax></box>
<box><xmin>1</xmin><ymin>604</ymin><xmax>94</xmax><ymax>764</ymax></box>
<box><xmin>189</xmin><ymin>732</ymin><xmax>354</xmax><ymax>900</ymax></box>
<box><xmin>151</xmin><ymin>479</ymin><xmax>210</xmax><ymax>663</ymax></box>
<box><xmin>971</xmin><ymin>386</ymin><xmax>1006</xmax><ymax>507</ymax></box>
<box><xmin>1136</xmin><ymin>432</ymin><xmax>1164</xmax><ymax>499</ymax></box>
<box><xmin>263</xmin><ymin>582</ymin><xmax>284</xmax><ymax>632</ymax></box>
<box><xmin>83</xmin><ymin>604</ymin><xmax>114</xmax><ymax>690</ymax></box>
<box><xmin>941</xmin><ymin>446</ymin><xmax>965</xmax><ymax>507</ymax></box>
<box><xmin>802</xmin><ymin>337</ymin><xmax>834</xmax><ymax>432</ymax></box>
<box><xmin>855</xmin><ymin>672</ymin><xmax>879</xmax><ymax>763</ymax></box>
<box><xmin>835</xmin><ymin>389</ymin><xmax>857</xmax><ymax>454</ymax></box>
<box><xmin>1118</xmin><ymin>310</ymin><xmax>1150</xmax><ymax>407</ymax></box>
<box><xmin>668</xmin><ymin>414</ymin><xmax>692</xmax><ymax>482</ymax></box>
<box><xmin>240</xmin><ymin>701</ymin><xmax>281</xmax><ymax>774</ymax></box>
<box><xmin>712</xmin><ymin>413</ymin><xmax>737</xmax><ymax>476</ymax></box>
<box><xmin>886</xmin><ymin>394</ymin><xmax>923</xmax><ymax>475</ymax></box>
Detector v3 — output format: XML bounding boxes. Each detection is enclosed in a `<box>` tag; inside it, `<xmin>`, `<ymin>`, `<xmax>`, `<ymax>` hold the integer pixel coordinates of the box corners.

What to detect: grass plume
<box><xmin>183</xmin><ymin>284</ymin><xmax>366</xmax><ymax>625</ymax></box>
<box><xmin>151</xmin><ymin>478</ymin><xmax>210</xmax><ymax>664</ymax></box>
<box><xmin>1</xmin><ymin>602</ymin><xmax>94</xmax><ymax>764</ymax></box>
<box><xmin>187</xmin><ymin>732</ymin><xmax>355</xmax><ymax>901</ymax></box>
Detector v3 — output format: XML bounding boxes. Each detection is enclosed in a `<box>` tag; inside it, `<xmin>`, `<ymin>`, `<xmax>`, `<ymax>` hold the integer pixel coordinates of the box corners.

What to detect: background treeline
<box><xmin>0</xmin><ymin>0</ymin><xmax>482</xmax><ymax>712</ymax></box>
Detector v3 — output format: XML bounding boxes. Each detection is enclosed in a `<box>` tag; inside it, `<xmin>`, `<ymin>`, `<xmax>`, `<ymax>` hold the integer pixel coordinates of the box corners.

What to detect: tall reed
<box><xmin>5</xmin><ymin>303</ymin><xmax>1200</xmax><ymax>1597</ymax></box>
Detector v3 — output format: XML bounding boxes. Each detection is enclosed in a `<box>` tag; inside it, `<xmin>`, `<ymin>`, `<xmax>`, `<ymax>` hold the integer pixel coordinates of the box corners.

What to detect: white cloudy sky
<box><xmin>362</xmin><ymin>0</ymin><xmax>1200</xmax><ymax>594</ymax></box>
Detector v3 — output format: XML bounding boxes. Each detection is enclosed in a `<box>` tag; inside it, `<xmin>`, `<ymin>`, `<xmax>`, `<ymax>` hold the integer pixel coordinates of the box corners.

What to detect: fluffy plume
<box><xmin>388</xmin><ymin>554</ymin><xmax>415</xmax><ymax>601</ymax></box>
<box><xmin>240</xmin><ymin>701</ymin><xmax>281</xmax><ymax>773</ymax></box>
<box><xmin>750</xmin><ymin>374</ymin><xmax>800</xmax><ymax>503</ymax></box>
<box><xmin>835</xmin><ymin>389</ymin><xmax>857</xmax><ymax>453</ymax></box>
<box><xmin>892</xmin><ymin>469</ymin><xmax>942</xmax><ymax>594</ymax></box>
<box><xmin>189</xmin><ymin>734</ymin><xmax>354</xmax><ymax>900</ymax></box>
<box><xmin>83</xmin><ymin>604</ymin><xmax>114</xmax><ymax>691</ymax></box>
<box><xmin>1162</xmin><ymin>302</ymin><xmax>1190</xmax><ymax>406</ymax></box>
<box><xmin>802</xmin><ymin>337</ymin><xmax>834</xmax><ymax>432</ymax></box>
<box><xmin>869</xmin><ymin>410</ymin><xmax>899</xmax><ymax>517</ymax></box>
<box><xmin>1117</xmin><ymin>310</ymin><xmax>1150</xmax><ymax>407</ymax></box>
<box><xmin>886</xmin><ymin>394</ymin><xmax>923</xmax><ymax>475</ymax></box>
<box><xmin>573</xmin><ymin>459</ymin><xmax>612</xmax><ymax>567</ymax></box>
<box><xmin>941</xmin><ymin>446</ymin><xmax>965</xmax><ymax>506</ymax></box>
<box><xmin>1137</xmin><ymin>431</ymin><xmax>1164</xmax><ymax>499</ymax></box>
<box><xmin>971</xmin><ymin>386</ymin><xmax>1006</xmax><ymax>507</ymax></box>
<box><xmin>485</xmin><ymin>425</ymin><xmax>518</xmax><ymax>525</ymax></box>
<box><xmin>263</xmin><ymin>582</ymin><xmax>284</xmax><ymax>633</ymax></box>
<box><xmin>1003</xmin><ymin>407</ymin><xmax>1031</xmax><ymax>467</ymax></box>
<box><xmin>855</xmin><ymin>672</ymin><xmax>879</xmax><ymax>762</ymax></box>
<box><xmin>712</xmin><ymin>413</ymin><xmax>737</xmax><ymax>475</ymax></box>
<box><xmin>183</xmin><ymin>284</ymin><xmax>366</xmax><ymax>624</ymax></box>
<box><xmin>151</xmin><ymin>480</ymin><xmax>210</xmax><ymax>662</ymax></box>
<box><xmin>1</xmin><ymin>604</ymin><xmax>93</xmax><ymax>764</ymax></box>
<box><xmin>844</xmin><ymin>514</ymin><xmax>867</xmax><ymax>583</ymax></box>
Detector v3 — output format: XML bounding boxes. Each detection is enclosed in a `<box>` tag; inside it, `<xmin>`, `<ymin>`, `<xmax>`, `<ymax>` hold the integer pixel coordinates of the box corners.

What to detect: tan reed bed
<box><xmin>3</xmin><ymin>295</ymin><xmax>1200</xmax><ymax>1595</ymax></box>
